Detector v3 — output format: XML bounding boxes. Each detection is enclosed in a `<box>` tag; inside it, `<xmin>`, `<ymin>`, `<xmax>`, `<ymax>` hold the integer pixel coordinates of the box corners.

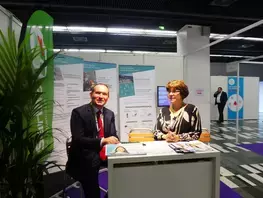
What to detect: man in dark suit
<box><xmin>66</xmin><ymin>83</ymin><xmax>119</xmax><ymax>198</ymax></box>
<box><xmin>214</xmin><ymin>87</ymin><xmax>228</xmax><ymax>123</ymax></box>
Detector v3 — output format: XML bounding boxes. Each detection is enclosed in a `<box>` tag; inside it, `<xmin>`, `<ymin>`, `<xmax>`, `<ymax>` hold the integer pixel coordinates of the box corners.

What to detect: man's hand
<box><xmin>166</xmin><ymin>132</ymin><xmax>179</xmax><ymax>142</ymax></box>
<box><xmin>102</xmin><ymin>136</ymin><xmax>119</xmax><ymax>145</ymax></box>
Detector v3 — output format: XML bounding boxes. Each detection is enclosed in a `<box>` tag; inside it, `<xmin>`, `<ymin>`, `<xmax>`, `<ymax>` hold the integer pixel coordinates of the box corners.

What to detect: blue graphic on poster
<box><xmin>54</xmin><ymin>54</ymin><xmax>84</xmax><ymax>81</ymax></box>
<box><xmin>119</xmin><ymin>65</ymin><xmax>155</xmax><ymax>97</ymax></box>
<box><xmin>227</xmin><ymin>76</ymin><xmax>244</xmax><ymax>119</ymax></box>
<box><xmin>83</xmin><ymin>61</ymin><xmax>116</xmax><ymax>92</ymax></box>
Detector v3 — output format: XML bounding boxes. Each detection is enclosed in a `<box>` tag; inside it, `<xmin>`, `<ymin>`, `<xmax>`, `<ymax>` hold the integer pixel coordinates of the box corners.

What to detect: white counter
<box><xmin>108</xmin><ymin>141</ymin><xmax>220</xmax><ymax>198</ymax></box>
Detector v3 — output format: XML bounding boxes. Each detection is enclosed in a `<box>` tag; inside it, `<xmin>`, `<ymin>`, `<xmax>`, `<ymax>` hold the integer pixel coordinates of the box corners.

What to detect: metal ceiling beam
<box><xmin>240</xmin><ymin>54</ymin><xmax>263</xmax><ymax>62</ymax></box>
<box><xmin>186</xmin><ymin>19</ymin><xmax>263</xmax><ymax>56</ymax></box>
<box><xmin>0</xmin><ymin>1</ymin><xmax>261</xmax><ymax>23</ymax></box>
<box><xmin>240</xmin><ymin>61</ymin><xmax>263</xmax><ymax>64</ymax></box>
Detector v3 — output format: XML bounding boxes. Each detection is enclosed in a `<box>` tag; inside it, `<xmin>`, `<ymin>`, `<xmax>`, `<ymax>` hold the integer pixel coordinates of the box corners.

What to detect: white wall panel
<box><xmin>244</xmin><ymin>77</ymin><xmax>259</xmax><ymax>119</ymax></box>
<box><xmin>63</xmin><ymin>52</ymin><xmax>184</xmax><ymax>88</ymax></box>
<box><xmin>62</xmin><ymin>51</ymin><xmax>184</xmax><ymax>128</ymax></box>
<box><xmin>0</xmin><ymin>6</ymin><xmax>10</xmax><ymax>38</ymax></box>
<box><xmin>211</xmin><ymin>76</ymin><xmax>259</xmax><ymax>120</ymax></box>
<box><xmin>259</xmin><ymin>82</ymin><xmax>263</xmax><ymax>113</ymax></box>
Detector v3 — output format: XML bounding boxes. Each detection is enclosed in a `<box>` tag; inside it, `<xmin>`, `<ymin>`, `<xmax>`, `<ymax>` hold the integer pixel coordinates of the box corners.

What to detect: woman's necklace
<box><xmin>169</xmin><ymin>102</ymin><xmax>185</xmax><ymax>114</ymax></box>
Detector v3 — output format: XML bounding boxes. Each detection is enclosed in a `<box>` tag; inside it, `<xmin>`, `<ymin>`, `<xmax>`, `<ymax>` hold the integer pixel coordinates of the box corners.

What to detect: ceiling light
<box><xmin>210</xmin><ymin>54</ymin><xmax>252</xmax><ymax>58</ymax></box>
<box><xmin>53</xmin><ymin>26</ymin><xmax>68</xmax><ymax>32</ymax></box>
<box><xmin>53</xmin><ymin>26</ymin><xmax>263</xmax><ymax>41</ymax></box>
<box><xmin>68</xmin><ymin>26</ymin><xmax>106</xmax><ymax>33</ymax></box>
<box><xmin>244</xmin><ymin>37</ymin><xmax>263</xmax><ymax>42</ymax></box>
<box><xmin>79</xmin><ymin>49</ymin><xmax>106</xmax><ymax>52</ymax></box>
<box><xmin>53</xmin><ymin>26</ymin><xmax>106</xmax><ymax>33</ymax></box>
<box><xmin>54</xmin><ymin>48</ymin><xmax>251</xmax><ymax>58</ymax></box>
<box><xmin>107</xmin><ymin>28</ymin><xmax>177</xmax><ymax>37</ymax></box>
<box><xmin>53</xmin><ymin>26</ymin><xmax>177</xmax><ymax>37</ymax></box>
<box><xmin>210</xmin><ymin>33</ymin><xmax>263</xmax><ymax>42</ymax></box>
<box><xmin>66</xmin><ymin>49</ymin><xmax>79</xmax><ymax>52</ymax></box>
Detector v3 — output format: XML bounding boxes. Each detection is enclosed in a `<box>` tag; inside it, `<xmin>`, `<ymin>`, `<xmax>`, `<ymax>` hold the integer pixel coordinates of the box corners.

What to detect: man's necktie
<box><xmin>97</xmin><ymin>110</ymin><xmax>106</xmax><ymax>161</ymax></box>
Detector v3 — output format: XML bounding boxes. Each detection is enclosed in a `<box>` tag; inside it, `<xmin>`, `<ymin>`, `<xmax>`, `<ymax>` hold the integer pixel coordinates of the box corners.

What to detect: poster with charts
<box><xmin>119</xmin><ymin>65</ymin><xmax>156</xmax><ymax>142</ymax></box>
<box><xmin>51</xmin><ymin>54</ymin><xmax>84</xmax><ymax>173</ymax></box>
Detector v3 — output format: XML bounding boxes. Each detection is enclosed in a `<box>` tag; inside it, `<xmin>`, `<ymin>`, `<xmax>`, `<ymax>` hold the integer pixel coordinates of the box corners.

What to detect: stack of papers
<box><xmin>106</xmin><ymin>141</ymin><xmax>214</xmax><ymax>157</ymax></box>
<box><xmin>142</xmin><ymin>141</ymin><xmax>175</xmax><ymax>155</ymax></box>
<box><xmin>169</xmin><ymin>141</ymin><xmax>214</xmax><ymax>153</ymax></box>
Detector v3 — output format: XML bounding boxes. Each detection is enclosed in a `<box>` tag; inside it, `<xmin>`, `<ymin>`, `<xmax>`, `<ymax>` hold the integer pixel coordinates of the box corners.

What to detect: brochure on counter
<box><xmin>106</xmin><ymin>141</ymin><xmax>214</xmax><ymax>156</ymax></box>
<box><xmin>169</xmin><ymin>141</ymin><xmax>214</xmax><ymax>153</ymax></box>
<box><xmin>106</xmin><ymin>143</ymin><xmax>147</xmax><ymax>156</ymax></box>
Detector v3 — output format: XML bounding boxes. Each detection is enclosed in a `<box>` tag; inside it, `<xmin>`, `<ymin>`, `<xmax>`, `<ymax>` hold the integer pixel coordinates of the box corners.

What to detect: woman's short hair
<box><xmin>166</xmin><ymin>80</ymin><xmax>189</xmax><ymax>99</ymax></box>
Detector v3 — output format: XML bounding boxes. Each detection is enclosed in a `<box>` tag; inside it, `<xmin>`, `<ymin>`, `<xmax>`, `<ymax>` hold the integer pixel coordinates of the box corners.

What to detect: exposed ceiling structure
<box><xmin>2</xmin><ymin>0</ymin><xmax>263</xmax><ymax>62</ymax></box>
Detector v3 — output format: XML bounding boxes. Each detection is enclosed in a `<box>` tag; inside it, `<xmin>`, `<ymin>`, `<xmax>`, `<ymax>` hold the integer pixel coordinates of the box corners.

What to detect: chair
<box><xmin>65</xmin><ymin>136</ymin><xmax>108</xmax><ymax>198</ymax></box>
<box><xmin>128</xmin><ymin>128</ymin><xmax>154</xmax><ymax>142</ymax></box>
<box><xmin>199</xmin><ymin>128</ymin><xmax>211</xmax><ymax>145</ymax></box>
<box><xmin>64</xmin><ymin>136</ymin><xmax>84</xmax><ymax>198</ymax></box>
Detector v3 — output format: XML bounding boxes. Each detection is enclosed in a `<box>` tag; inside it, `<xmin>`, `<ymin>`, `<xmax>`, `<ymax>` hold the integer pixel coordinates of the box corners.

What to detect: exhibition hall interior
<box><xmin>1</xmin><ymin>0</ymin><xmax>263</xmax><ymax>198</ymax></box>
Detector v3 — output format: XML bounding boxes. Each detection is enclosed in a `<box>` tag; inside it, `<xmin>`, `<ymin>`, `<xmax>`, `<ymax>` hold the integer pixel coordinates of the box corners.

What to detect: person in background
<box><xmin>66</xmin><ymin>83</ymin><xmax>119</xmax><ymax>198</ymax></box>
<box><xmin>154</xmin><ymin>80</ymin><xmax>202</xmax><ymax>142</ymax></box>
<box><xmin>214</xmin><ymin>87</ymin><xmax>228</xmax><ymax>123</ymax></box>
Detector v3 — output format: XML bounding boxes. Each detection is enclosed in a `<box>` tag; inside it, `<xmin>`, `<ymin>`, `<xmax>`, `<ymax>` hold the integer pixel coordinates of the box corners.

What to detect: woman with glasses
<box><xmin>154</xmin><ymin>80</ymin><xmax>202</xmax><ymax>142</ymax></box>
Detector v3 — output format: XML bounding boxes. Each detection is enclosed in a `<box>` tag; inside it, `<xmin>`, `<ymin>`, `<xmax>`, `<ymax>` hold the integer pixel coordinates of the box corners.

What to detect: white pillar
<box><xmin>177</xmin><ymin>25</ymin><xmax>211</xmax><ymax>132</ymax></box>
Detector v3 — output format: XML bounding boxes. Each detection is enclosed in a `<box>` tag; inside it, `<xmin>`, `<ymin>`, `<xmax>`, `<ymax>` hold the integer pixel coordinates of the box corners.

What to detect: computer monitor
<box><xmin>157</xmin><ymin>86</ymin><xmax>170</xmax><ymax>107</ymax></box>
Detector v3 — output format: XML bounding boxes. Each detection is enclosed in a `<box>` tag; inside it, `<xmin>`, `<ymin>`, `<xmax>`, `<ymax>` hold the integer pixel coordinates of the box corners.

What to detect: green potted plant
<box><xmin>0</xmin><ymin>29</ymin><xmax>60</xmax><ymax>198</ymax></box>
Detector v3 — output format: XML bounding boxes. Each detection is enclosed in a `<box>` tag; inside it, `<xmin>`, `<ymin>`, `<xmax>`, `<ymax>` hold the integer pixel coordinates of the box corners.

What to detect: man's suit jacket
<box><xmin>66</xmin><ymin>103</ymin><xmax>117</xmax><ymax>181</ymax></box>
<box><xmin>214</xmin><ymin>91</ymin><xmax>228</xmax><ymax>106</ymax></box>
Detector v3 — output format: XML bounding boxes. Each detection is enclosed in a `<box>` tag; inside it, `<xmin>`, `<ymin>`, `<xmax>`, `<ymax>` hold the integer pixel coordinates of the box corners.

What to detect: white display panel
<box><xmin>0</xmin><ymin>6</ymin><xmax>22</xmax><ymax>42</ymax></box>
<box><xmin>259</xmin><ymin>82</ymin><xmax>263</xmax><ymax>113</ymax></box>
<box><xmin>119</xmin><ymin>65</ymin><xmax>156</xmax><ymax>142</ymax></box>
<box><xmin>0</xmin><ymin>6</ymin><xmax>10</xmax><ymax>38</ymax></box>
<box><xmin>210</xmin><ymin>76</ymin><xmax>259</xmax><ymax>120</ymax></box>
<box><xmin>63</xmin><ymin>51</ymin><xmax>184</xmax><ymax>128</ymax></box>
<box><xmin>244</xmin><ymin>77</ymin><xmax>259</xmax><ymax>119</ymax></box>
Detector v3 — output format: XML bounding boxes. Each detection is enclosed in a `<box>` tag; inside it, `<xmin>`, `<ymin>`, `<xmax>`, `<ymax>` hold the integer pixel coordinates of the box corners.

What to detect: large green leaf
<box><xmin>0</xmin><ymin>29</ymin><xmax>61</xmax><ymax>198</ymax></box>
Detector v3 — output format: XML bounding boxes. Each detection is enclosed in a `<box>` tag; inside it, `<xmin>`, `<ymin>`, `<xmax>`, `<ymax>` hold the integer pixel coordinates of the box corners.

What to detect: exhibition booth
<box><xmin>2</xmin><ymin>6</ymin><xmax>262</xmax><ymax>198</ymax></box>
<box><xmin>47</xmin><ymin>24</ymin><xmax>219</xmax><ymax>198</ymax></box>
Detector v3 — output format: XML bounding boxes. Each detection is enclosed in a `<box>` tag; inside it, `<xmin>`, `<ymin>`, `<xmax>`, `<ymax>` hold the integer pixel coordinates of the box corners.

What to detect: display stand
<box><xmin>108</xmin><ymin>141</ymin><xmax>220</xmax><ymax>198</ymax></box>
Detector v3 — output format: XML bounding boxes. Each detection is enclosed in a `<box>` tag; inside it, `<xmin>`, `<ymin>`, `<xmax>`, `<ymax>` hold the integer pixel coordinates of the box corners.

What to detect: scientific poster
<box><xmin>50</xmin><ymin>55</ymin><xmax>118</xmax><ymax>172</ymax></box>
<box><xmin>51</xmin><ymin>54</ymin><xmax>84</xmax><ymax>170</ymax></box>
<box><xmin>83</xmin><ymin>61</ymin><xmax>118</xmax><ymax>115</ymax></box>
<box><xmin>119</xmin><ymin>65</ymin><xmax>156</xmax><ymax>141</ymax></box>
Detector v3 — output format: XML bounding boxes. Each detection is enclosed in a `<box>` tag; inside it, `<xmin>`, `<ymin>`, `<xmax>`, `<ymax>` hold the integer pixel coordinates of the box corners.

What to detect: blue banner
<box><xmin>227</xmin><ymin>76</ymin><xmax>244</xmax><ymax>119</ymax></box>
<box><xmin>83</xmin><ymin>61</ymin><xmax>117</xmax><ymax>92</ymax></box>
<box><xmin>119</xmin><ymin>65</ymin><xmax>155</xmax><ymax>97</ymax></box>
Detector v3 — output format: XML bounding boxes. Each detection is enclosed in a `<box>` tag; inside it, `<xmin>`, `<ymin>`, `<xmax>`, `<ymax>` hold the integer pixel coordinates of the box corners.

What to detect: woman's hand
<box><xmin>166</xmin><ymin>132</ymin><xmax>179</xmax><ymax>142</ymax></box>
